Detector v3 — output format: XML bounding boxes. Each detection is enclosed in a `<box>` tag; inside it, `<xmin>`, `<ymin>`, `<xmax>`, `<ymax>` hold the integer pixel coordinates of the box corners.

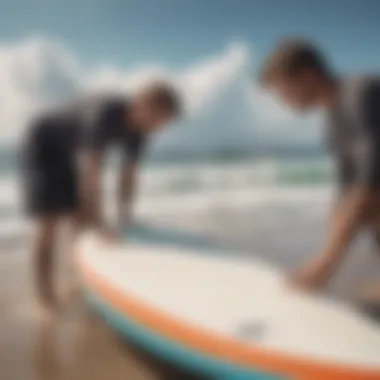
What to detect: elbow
<box><xmin>352</xmin><ymin>184</ymin><xmax>378</xmax><ymax>219</ymax></box>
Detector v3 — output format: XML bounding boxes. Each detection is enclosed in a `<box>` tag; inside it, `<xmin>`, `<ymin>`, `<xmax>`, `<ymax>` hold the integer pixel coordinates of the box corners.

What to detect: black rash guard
<box><xmin>21</xmin><ymin>95</ymin><xmax>147</xmax><ymax>216</ymax></box>
<box><xmin>327</xmin><ymin>77</ymin><xmax>380</xmax><ymax>192</ymax></box>
<box><xmin>28</xmin><ymin>95</ymin><xmax>146</xmax><ymax>164</ymax></box>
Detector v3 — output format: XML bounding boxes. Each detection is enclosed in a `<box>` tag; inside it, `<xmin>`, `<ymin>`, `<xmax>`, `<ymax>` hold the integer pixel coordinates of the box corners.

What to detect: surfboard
<box><xmin>77</xmin><ymin>229</ymin><xmax>380</xmax><ymax>380</ymax></box>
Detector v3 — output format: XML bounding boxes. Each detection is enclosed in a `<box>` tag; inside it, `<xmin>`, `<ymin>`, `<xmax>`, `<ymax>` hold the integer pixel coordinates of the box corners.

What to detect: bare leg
<box><xmin>355</xmin><ymin>199</ymin><xmax>380</xmax><ymax>306</ymax></box>
<box><xmin>369</xmin><ymin>215</ymin><xmax>380</xmax><ymax>257</ymax></box>
<box><xmin>33</xmin><ymin>215</ymin><xmax>60</xmax><ymax>311</ymax></box>
<box><xmin>64</xmin><ymin>213</ymin><xmax>84</xmax><ymax>303</ymax></box>
<box><xmin>364</xmin><ymin>190</ymin><xmax>380</xmax><ymax>255</ymax></box>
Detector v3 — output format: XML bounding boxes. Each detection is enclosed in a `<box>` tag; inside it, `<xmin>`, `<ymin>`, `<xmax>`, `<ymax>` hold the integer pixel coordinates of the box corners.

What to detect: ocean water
<box><xmin>1</xmin><ymin>149</ymin><xmax>379</xmax><ymax>297</ymax></box>
<box><xmin>0</xmin><ymin>149</ymin><xmax>334</xmax><ymax>259</ymax></box>
<box><xmin>135</xmin><ymin>155</ymin><xmax>335</xmax><ymax>270</ymax></box>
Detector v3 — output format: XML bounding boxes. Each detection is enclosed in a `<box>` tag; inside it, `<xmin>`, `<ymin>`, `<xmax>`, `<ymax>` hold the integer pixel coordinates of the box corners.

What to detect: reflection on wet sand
<box><xmin>0</xmin><ymin>259</ymin><xmax>207</xmax><ymax>380</ymax></box>
<box><xmin>32</xmin><ymin>304</ymin><xmax>161</xmax><ymax>380</ymax></box>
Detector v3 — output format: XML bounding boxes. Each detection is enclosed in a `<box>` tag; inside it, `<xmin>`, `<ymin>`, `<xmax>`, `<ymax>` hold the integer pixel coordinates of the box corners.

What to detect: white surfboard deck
<box><xmin>78</xmin><ymin>234</ymin><xmax>380</xmax><ymax>370</ymax></box>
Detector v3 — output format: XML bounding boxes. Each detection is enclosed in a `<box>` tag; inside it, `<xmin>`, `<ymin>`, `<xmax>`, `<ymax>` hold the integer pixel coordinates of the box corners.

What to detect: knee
<box><xmin>35</xmin><ymin>216</ymin><xmax>59</xmax><ymax>248</ymax></box>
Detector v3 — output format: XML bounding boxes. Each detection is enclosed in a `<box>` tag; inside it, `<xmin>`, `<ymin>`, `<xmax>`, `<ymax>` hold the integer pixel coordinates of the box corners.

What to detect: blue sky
<box><xmin>0</xmin><ymin>0</ymin><xmax>378</xmax><ymax>150</ymax></box>
<box><xmin>1</xmin><ymin>0</ymin><xmax>380</xmax><ymax>71</ymax></box>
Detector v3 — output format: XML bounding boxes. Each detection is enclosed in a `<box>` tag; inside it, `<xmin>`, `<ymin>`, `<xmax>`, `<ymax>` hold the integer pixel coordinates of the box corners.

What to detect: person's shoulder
<box><xmin>99</xmin><ymin>92</ymin><xmax>129</xmax><ymax>108</ymax></box>
<box><xmin>84</xmin><ymin>93</ymin><xmax>128</xmax><ymax>123</ymax></box>
<box><xmin>340</xmin><ymin>75</ymin><xmax>380</xmax><ymax>111</ymax></box>
<box><xmin>344</xmin><ymin>75</ymin><xmax>380</xmax><ymax>95</ymax></box>
<box><xmin>76</xmin><ymin>91</ymin><xmax>126</xmax><ymax>108</ymax></box>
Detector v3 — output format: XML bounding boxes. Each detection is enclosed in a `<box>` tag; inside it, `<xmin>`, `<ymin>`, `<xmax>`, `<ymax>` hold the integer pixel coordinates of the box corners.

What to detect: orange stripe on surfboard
<box><xmin>79</xmin><ymin>259</ymin><xmax>380</xmax><ymax>380</ymax></box>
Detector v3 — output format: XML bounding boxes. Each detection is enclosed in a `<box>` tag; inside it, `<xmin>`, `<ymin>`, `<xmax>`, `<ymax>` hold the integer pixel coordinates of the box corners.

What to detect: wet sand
<box><xmin>1</xmin><ymin>217</ymin><xmax>380</xmax><ymax>380</ymax></box>
<box><xmin>0</xmin><ymin>249</ymin><xmax>206</xmax><ymax>380</ymax></box>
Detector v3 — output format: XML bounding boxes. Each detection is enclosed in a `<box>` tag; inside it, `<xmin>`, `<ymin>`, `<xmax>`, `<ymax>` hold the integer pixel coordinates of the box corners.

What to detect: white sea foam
<box><xmin>2</xmin><ymin>160</ymin><xmax>333</xmax><ymax>208</ymax></box>
<box><xmin>0</xmin><ymin>158</ymin><xmax>333</xmax><ymax>249</ymax></box>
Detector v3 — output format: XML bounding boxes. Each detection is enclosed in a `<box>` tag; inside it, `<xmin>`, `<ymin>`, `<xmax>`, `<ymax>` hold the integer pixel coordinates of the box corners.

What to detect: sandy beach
<box><xmin>2</xmin><ymin>2</ymin><xmax>380</xmax><ymax>379</ymax></box>
<box><xmin>0</xmin><ymin>245</ymin><xmax>206</xmax><ymax>380</ymax></box>
<box><xmin>1</xmin><ymin>202</ymin><xmax>380</xmax><ymax>380</ymax></box>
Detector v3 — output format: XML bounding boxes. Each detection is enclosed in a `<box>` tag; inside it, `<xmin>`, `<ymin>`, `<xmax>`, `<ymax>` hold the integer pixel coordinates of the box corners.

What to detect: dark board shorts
<box><xmin>20</xmin><ymin>116</ymin><xmax>79</xmax><ymax>217</ymax></box>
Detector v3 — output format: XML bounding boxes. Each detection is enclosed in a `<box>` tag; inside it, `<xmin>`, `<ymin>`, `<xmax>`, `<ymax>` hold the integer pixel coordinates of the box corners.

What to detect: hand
<box><xmin>288</xmin><ymin>259</ymin><xmax>331</xmax><ymax>293</ymax></box>
<box><xmin>117</xmin><ymin>212</ymin><xmax>132</xmax><ymax>234</ymax></box>
<box><xmin>96</xmin><ymin>225</ymin><xmax>120</xmax><ymax>244</ymax></box>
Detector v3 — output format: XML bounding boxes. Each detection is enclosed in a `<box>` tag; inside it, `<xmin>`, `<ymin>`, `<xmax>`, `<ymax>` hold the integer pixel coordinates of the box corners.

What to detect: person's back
<box><xmin>25</xmin><ymin>93</ymin><xmax>142</xmax><ymax>159</ymax></box>
<box><xmin>22</xmin><ymin>93</ymin><xmax>147</xmax><ymax>217</ymax></box>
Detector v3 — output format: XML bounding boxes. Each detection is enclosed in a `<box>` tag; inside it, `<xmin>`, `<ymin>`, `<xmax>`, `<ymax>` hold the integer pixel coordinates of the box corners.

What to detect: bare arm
<box><xmin>78</xmin><ymin>150</ymin><xmax>104</xmax><ymax>228</ymax></box>
<box><xmin>309</xmin><ymin>187</ymin><xmax>371</xmax><ymax>278</ymax></box>
<box><xmin>316</xmin><ymin>81</ymin><xmax>380</xmax><ymax>277</ymax></box>
<box><xmin>117</xmin><ymin>160</ymin><xmax>139</xmax><ymax>228</ymax></box>
<box><xmin>292</xmin><ymin>80</ymin><xmax>380</xmax><ymax>289</ymax></box>
<box><xmin>117</xmin><ymin>132</ymin><xmax>146</xmax><ymax>230</ymax></box>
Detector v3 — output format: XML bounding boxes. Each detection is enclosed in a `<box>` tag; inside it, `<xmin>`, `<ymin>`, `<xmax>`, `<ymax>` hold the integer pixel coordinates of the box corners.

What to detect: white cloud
<box><xmin>0</xmin><ymin>36</ymin><xmax>322</xmax><ymax>151</ymax></box>
<box><xmin>0</xmin><ymin>37</ymin><xmax>81</xmax><ymax>142</ymax></box>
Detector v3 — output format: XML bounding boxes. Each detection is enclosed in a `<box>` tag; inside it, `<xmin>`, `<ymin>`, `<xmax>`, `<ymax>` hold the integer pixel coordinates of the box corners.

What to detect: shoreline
<box><xmin>1</xmin><ymin>215</ymin><xmax>380</xmax><ymax>380</ymax></box>
<box><xmin>0</xmin><ymin>251</ymin><xmax>205</xmax><ymax>380</ymax></box>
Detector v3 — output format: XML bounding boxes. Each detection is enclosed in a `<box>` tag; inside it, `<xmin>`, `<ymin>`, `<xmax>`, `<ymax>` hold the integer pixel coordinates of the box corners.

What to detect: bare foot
<box><xmin>64</xmin><ymin>283</ymin><xmax>82</xmax><ymax>307</ymax></box>
<box><xmin>38</xmin><ymin>291</ymin><xmax>61</xmax><ymax>317</ymax></box>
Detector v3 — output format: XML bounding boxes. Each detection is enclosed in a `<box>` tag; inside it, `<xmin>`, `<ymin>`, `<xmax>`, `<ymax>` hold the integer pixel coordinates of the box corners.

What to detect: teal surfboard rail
<box><xmin>84</xmin><ymin>290</ymin><xmax>285</xmax><ymax>380</ymax></box>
